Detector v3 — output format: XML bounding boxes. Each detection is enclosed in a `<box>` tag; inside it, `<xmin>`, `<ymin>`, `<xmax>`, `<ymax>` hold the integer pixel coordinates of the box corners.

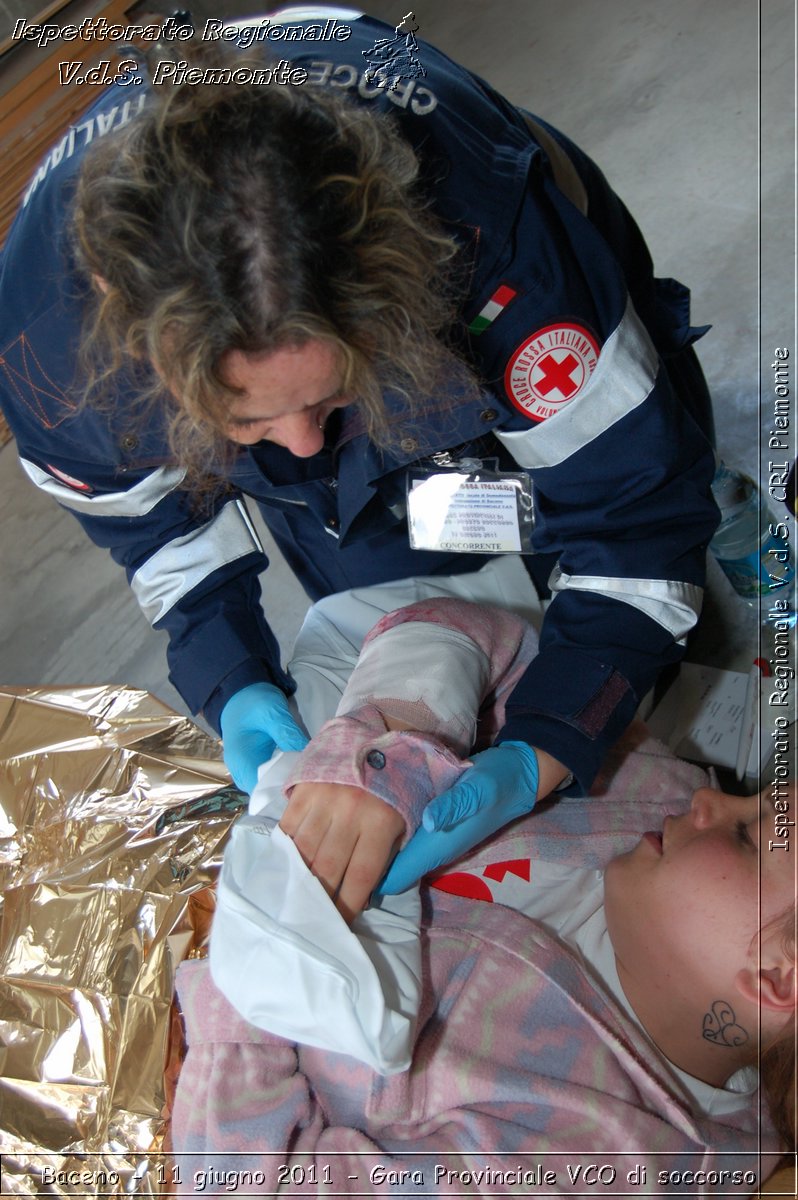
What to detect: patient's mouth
<box><xmin>642</xmin><ymin>830</ymin><xmax>664</xmax><ymax>855</ymax></box>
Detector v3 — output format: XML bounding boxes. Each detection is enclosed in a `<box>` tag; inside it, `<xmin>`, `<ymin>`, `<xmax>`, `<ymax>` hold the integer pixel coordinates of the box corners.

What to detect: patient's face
<box><xmin>604</xmin><ymin>786</ymin><xmax>795</xmax><ymax>994</ymax></box>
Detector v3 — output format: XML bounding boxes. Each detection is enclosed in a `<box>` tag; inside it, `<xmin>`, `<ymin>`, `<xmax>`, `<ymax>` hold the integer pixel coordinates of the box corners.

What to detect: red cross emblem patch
<box><xmin>504</xmin><ymin>321</ymin><xmax>600</xmax><ymax>422</ymax></box>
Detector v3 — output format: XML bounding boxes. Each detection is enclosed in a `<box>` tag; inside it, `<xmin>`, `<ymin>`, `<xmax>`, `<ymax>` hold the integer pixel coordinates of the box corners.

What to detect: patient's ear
<box><xmin>736</xmin><ymin>963</ymin><xmax>796</xmax><ymax>1013</ymax></box>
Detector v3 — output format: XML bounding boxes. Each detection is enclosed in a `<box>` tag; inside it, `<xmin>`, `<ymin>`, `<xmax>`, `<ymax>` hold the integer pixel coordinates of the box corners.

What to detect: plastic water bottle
<box><xmin>710</xmin><ymin>463</ymin><xmax>795</xmax><ymax>608</ymax></box>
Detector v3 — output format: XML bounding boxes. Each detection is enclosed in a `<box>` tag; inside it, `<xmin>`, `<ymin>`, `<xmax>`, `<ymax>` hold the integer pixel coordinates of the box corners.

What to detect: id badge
<box><xmin>406</xmin><ymin>459</ymin><xmax>535</xmax><ymax>554</ymax></box>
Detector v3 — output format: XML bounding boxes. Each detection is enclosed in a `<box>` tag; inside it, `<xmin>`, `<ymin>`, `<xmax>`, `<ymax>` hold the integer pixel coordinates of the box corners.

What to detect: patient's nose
<box><xmin>690</xmin><ymin>787</ymin><xmax>757</xmax><ymax>831</ymax></box>
<box><xmin>690</xmin><ymin>787</ymin><xmax>721</xmax><ymax>829</ymax></box>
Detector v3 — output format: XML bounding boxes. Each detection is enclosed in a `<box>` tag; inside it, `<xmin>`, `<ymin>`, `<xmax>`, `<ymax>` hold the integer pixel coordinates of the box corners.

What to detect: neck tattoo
<box><xmin>702</xmin><ymin>1000</ymin><xmax>749</xmax><ymax>1048</ymax></box>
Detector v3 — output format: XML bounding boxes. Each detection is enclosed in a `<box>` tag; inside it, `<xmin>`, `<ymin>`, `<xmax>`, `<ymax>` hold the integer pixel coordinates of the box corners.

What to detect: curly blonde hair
<box><xmin>72</xmin><ymin>50</ymin><xmax>473</xmax><ymax>488</ymax></box>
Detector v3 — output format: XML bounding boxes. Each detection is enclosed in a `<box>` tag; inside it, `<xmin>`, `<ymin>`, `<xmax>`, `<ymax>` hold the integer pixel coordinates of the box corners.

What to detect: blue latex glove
<box><xmin>376</xmin><ymin>741</ymin><xmax>539</xmax><ymax>895</ymax></box>
<box><xmin>220</xmin><ymin>682</ymin><xmax>309</xmax><ymax>794</ymax></box>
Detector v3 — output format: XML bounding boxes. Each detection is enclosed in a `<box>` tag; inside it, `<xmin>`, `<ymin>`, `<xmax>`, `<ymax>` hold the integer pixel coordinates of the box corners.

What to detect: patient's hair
<box><xmin>760</xmin><ymin>904</ymin><xmax>797</xmax><ymax>1150</ymax></box>
<box><xmin>72</xmin><ymin>50</ymin><xmax>471</xmax><ymax>489</ymax></box>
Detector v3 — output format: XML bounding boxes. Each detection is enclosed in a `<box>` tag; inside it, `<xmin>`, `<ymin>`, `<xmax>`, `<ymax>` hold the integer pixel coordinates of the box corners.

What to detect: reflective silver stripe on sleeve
<box><xmin>20</xmin><ymin>458</ymin><xmax>186</xmax><ymax>516</ymax></box>
<box><xmin>131</xmin><ymin>498</ymin><xmax>263</xmax><ymax>624</ymax></box>
<box><xmin>548</xmin><ymin>565</ymin><xmax>703</xmax><ymax>643</ymax></box>
<box><xmin>495</xmin><ymin>299</ymin><xmax>659</xmax><ymax>470</ymax></box>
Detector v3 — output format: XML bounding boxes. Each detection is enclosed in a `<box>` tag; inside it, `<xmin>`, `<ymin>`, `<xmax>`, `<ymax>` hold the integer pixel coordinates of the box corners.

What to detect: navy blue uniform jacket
<box><xmin>0</xmin><ymin>14</ymin><xmax>718</xmax><ymax>790</ymax></box>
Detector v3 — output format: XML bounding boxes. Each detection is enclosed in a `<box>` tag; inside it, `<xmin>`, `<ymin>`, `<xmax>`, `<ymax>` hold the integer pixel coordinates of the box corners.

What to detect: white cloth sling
<box><xmin>211</xmin><ymin>751</ymin><xmax>423</xmax><ymax>1074</ymax></box>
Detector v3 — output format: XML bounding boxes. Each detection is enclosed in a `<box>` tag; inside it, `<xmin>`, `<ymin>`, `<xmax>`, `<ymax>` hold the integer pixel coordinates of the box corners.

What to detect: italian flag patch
<box><xmin>467</xmin><ymin>284</ymin><xmax>518</xmax><ymax>335</ymax></box>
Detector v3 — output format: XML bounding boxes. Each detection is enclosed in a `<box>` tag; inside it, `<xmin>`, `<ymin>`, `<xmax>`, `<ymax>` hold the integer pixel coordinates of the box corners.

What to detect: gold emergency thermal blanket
<box><xmin>0</xmin><ymin>685</ymin><xmax>244</xmax><ymax>1197</ymax></box>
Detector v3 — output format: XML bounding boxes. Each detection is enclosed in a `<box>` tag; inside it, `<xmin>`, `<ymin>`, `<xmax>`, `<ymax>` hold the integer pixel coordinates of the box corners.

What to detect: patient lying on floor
<box><xmin>173</xmin><ymin>598</ymin><xmax>795</xmax><ymax>1188</ymax></box>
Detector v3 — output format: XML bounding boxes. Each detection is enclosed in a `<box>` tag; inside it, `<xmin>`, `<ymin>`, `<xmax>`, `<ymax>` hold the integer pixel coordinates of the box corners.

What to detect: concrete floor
<box><xmin>1</xmin><ymin>1</ymin><xmax>794</xmax><ymax>730</ymax></box>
